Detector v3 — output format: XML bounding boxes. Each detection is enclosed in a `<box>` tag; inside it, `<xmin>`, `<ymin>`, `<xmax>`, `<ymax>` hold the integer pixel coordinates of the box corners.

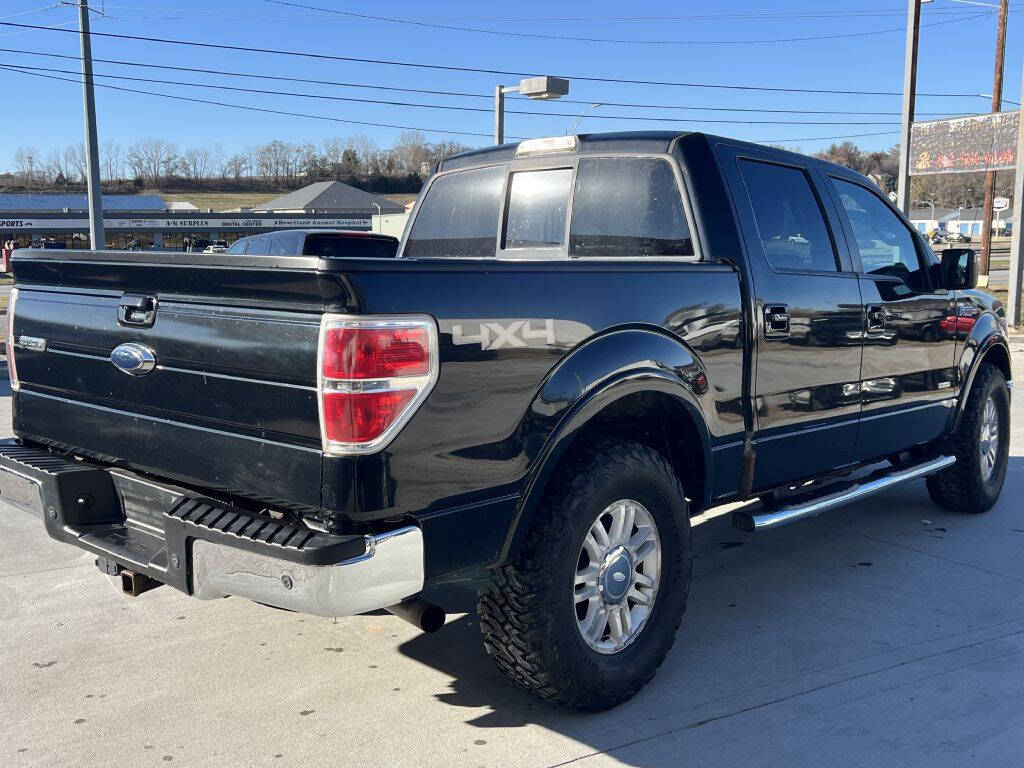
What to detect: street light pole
<box><xmin>77</xmin><ymin>0</ymin><xmax>105</xmax><ymax>250</ymax></box>
<box><xmin>494</xmin><ymin>76</ymin><xmax>570</xmax><ymax>145</ymax></box>
<box><xmin>494</xmin><ymin>85</ymin><xmax>506</xmax><ymax>145</ymax></box>
<box><xmin>897</xmin><ymin>0</ymin><xmax>924</xmax><ymax>215</ymax></box>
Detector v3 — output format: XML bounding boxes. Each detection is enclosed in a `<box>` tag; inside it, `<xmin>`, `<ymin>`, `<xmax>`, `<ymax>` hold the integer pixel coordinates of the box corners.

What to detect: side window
<box><xmin>266</xmin><ymin>235</ymin><xmax>289</xmax><ymax>256</ymax></box>
<box><xmin>831</xmin><ymin>178</ymin><xmax>926</xmax><ymax>292</ymax></box>
<box><xmin>738</xmin><ymin>159</ymin><xmax>839</xmax><ymax>272</ymax></box>
<box><xmin>569</xmin><ymin>157</ymin><xmax>693</xmax><ymax>258</ymax></box>
<box><xmin>243</xmin><ymin>235</ymin><xmax>267</xmax><ymax>254</ymax></box>
<box><xmin>503</xmin><ymin>168</ymin><xmax>572</xmax><ymax>250</ymax></box>
<box><xmin>226</xmin><ymin>238</ymin><xmax>248</xmax><ymax>254</ymax></box>
<box><xmin>404</xmin><ymin>165</ymin><xmax>504</xmax><ymax>258</ymax></box>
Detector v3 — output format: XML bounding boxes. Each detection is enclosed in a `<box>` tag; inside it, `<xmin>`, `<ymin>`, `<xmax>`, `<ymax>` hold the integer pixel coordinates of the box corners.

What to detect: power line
<box><xmin>0</xmin><ymin>20</ymin><xmax>992</xmax><ymax>98</ymax></box>
<box><xmin>0</xmin><ymin>48</ymin><xmax>972</xmax><ymax>116</ymax></box>
<box><xmin>0</xmin><ymin>63</ymin><xmax>902</xmax><ymax>148</ymax></box>
<box><xmin>757</xmin><ymin>129</ymin><xmax>900</xmax><ymax>143</ymax></box>
<box><xmin>0</xmin><ymin>64</ymin><xmax>512</xmax><ymax>139</ymax></box>
<box><xmin>263</xmin><ymin>0</ymin><xmax>992</xmax><ymax>45</ymax></box>
<box><xmin>97</xmin><ymin>4</ymin><xmax>1010</xmax><ymax>21</ymax></box>
<box><xmin>0</xmin><ymin>62</ymin><xmax>904</xmax><ymax>126</ymax></box>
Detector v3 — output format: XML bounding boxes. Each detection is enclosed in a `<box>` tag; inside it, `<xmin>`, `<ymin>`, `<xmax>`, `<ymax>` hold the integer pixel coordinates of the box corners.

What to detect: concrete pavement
<box><xmin>1</xmin><ymin>353</ymin><xmax>1023</xmax><ymax>768</ymax></box>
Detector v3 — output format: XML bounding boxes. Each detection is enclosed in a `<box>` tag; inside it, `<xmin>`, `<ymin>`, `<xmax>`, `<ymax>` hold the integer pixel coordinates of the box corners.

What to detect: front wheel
<box><xmin>926</xmin><ymin>363</ymin><xmax>1010</xmax><ymax>513</ymax></box>
<box><xmin>477</xmin><ymin>438</ymin><xmax>691</xmax><ymax>711</ymax></box>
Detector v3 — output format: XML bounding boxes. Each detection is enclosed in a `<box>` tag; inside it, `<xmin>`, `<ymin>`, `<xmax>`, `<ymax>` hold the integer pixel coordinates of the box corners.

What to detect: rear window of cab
<box><xmin>403</xmin><ymin>157</ymin><xmax>694</xmax><ymax>259</ymax></box>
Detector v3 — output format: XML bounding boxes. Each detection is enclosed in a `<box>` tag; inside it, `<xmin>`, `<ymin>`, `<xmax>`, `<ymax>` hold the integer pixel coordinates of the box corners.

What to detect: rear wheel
<box><xmin>926</xmin><ymin>363</ymin><xmax>1010</xmax><ymax>513</ymax></box>
<box><xmin>477</xmin><ymin>438</ymin><xmax>691</xmax><ymax>711</ymax></box>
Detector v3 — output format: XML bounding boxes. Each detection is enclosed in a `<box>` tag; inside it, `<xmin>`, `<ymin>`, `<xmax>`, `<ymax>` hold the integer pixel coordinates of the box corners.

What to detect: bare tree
<box><xmin>224</xmin><ymin>152</ymin><xmax>249</xmax><ymax>181</ymax></box>
<box><xmin>392</xmin><ymin>131</ymin><xmax>431</xmax><ymax>176</ymax></box>
<box><xmin>43</xmin><ymin>148</ymin><xmax>67</xmax><ymax>183</ymax></box>
<box><xmin>181</xmin><ymin>146</ymin><xmax>212</xmax><ymax>181</ymax></box>
<box><xmin>211</xmin><ymin>142</ymin><xmax>226</xmax><ymax>179</ymax></box>
<box><xmin>127</xmin><ymin>138</ymin><xmax>180</xmax><ymax>183</ymax></box>
<box><xmin>101</xmin><ymin>141</ymin><xmax>124</xmax><ymax>181</ymax></box>
<box><xmin>13</xmin><ymin>146</ymin><xmax>40</xmax><ymax>181</ymax></box>
<box><xmin>64</xmin><ymin>143</ymin><xmax>88</xmax><ymax>182</ymax></box>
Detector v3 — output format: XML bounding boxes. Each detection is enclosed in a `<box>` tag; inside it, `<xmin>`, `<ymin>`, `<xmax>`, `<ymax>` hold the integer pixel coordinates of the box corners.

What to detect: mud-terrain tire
<box><xmin>926</xmin><ymin>363</ymin><xmax>1010</xmax><ymax>513</ymax></box>
<box><xmin>477</xmin><ymin>438</ymin><xmax>691</xmax><ymax>711</ymax></box>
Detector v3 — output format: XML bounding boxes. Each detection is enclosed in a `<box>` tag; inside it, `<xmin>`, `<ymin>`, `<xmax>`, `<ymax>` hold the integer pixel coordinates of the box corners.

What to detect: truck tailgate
<box><xmin>10</xmin><ymin>250</ymin><xmax>349</xmax><ymax>510</ymax></box>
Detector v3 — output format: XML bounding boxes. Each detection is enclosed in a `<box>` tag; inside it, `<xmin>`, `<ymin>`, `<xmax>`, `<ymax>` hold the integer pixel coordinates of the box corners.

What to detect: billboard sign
<box><xmin>909</xmin><ymin>111</ymin><xmax>1019</xmax><ymax>175</ymax></box>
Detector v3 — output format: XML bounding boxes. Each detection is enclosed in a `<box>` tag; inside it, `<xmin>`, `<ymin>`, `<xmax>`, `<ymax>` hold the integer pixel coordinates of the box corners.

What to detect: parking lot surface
<box><xmin>2</xmin><ymin>347</ymin><xmax>1023</xmax><ymax>768</ymax></box>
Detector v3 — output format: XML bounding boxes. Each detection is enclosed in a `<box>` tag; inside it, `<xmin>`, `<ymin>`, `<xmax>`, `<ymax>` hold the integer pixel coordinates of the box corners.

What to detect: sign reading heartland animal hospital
<box><xmin>0</xmin><ymin>217</ymin><xmax>372</xmax><ymax>231</ymax></box>
<box><xmin>909</xmin><ymin>111</ymin><xmax>1019</xmax><ymax>175</ymax></box>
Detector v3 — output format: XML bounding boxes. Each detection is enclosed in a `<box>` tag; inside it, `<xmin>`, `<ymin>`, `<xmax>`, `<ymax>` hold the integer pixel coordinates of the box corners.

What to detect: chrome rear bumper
<box><xmin>191</xmin><ymin>527</ymin><xmax>424</xmax><ymax>617</ymax></box>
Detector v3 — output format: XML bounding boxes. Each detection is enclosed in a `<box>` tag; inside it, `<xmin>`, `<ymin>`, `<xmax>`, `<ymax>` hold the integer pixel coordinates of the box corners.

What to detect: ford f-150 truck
<box><xmin>0</xmin><ymin>132</ymin><xmax>1011</xmax><ymax>711</ymax></box>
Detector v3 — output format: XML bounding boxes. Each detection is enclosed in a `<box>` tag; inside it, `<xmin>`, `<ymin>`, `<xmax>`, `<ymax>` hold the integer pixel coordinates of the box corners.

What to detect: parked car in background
<box><xmin>202</xmin><ymin>240</ymin><xmax>229</xmax><ymax>253</ymax></box>
<box><xmin>226</xmin><ymin>229</ymin><xmax>399</xmax><ymax>258</ymax></box>
<box><xmin>928</xmin><ymin>230</ymin><xmax>946</xmax><ymax>245</ymax></box>
<box><xmin>945</xmin><ymin>231</ymin><xmax>971</xmax><ymax>244</ymax></box>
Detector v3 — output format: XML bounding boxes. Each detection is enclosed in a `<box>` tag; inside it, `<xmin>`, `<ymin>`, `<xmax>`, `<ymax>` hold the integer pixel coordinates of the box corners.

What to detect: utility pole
<box><xmin>1006</xmin><ymin>59</ymin><xmax>1024</xmax><ymax>327</ymax></box>
<box><xmin>897</xmin><ymin>0</ymin><xmax>924</xmax><ymax>215</ymax></box>
<box><xmin>979</xmin><ymin>0</ymin><xmax>1009</xmax><ymax>278</ymax></box>
<box><xmin>77</xmin><ymin>0</ymin><xmax>105</xmax><ymax>250</ymax></box>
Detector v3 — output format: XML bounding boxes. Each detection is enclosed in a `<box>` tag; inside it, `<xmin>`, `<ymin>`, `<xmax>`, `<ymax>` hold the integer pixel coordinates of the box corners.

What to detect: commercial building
<box><xmin>252</xmin><ymin>181</ymin><xmax>410</xmax><ymax>238</ymax></box>
<box><xmin>908</xmin><ymin>206</ymin><xmax>1014</xmax><ymax>237</ymax></box>
<box><xmin>0</xmin><ymin>184</ymin><xmax>376</xmax><ymax>251</ymax></box>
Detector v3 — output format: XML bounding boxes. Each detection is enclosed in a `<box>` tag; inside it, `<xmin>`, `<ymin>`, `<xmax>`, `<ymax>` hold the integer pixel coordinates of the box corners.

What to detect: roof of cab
<box><xmin>437</xmin><ymin>130</ymin><xmax>842</xmax><ymax>175</ymax></box>
<box><xmin>439</xmin><ymin>131</ymin><xmax>692</xmax><ymax>171</ymax></box>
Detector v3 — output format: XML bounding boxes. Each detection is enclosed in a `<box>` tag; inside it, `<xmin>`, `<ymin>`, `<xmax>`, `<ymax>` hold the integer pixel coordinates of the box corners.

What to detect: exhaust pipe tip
<box><xmin>387</xmin><ymin>598</ymin><xmax>446</xmax><ymax>633</ymax></box>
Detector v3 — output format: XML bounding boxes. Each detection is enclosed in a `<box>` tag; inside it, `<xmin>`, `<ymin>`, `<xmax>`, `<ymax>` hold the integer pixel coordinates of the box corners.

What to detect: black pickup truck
<box><xmin>0</xmin><ymin>132</ymin><xmax>1012</xmax><ymax>711</ymax></box>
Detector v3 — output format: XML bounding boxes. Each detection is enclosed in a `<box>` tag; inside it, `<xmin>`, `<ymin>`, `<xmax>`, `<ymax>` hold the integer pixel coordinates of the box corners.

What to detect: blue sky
<box><xmin>0</xmin><ymin>0</ymin><xmax>1020</xmax><ymax>169</ymax></box>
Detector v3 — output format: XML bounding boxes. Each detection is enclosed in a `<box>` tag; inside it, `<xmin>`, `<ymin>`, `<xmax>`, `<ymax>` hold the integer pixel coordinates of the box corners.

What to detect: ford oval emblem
<box><xmin>110</xmin><ymin>343</ymin><xmax>157</xmax><ymax>376</ymax></box>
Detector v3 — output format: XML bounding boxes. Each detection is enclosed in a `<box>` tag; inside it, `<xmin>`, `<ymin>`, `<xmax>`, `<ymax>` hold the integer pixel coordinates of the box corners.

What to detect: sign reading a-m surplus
<box><xmin>909</xmin><ymin>111</ymin><xmax>1019</xmax><ymax>175</ymax></box>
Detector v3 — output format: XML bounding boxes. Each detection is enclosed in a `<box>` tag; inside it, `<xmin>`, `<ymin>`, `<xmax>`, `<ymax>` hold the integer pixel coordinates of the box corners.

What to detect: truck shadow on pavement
<box><xmin>398</xmin><ymin>459</ymin><xmax>1024</xmax><ymax>765</ymax></box>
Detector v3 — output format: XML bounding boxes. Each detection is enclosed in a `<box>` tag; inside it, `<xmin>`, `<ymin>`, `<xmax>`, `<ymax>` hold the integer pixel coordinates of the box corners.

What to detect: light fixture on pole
<box><xmin>494</xmin><ymin>76</ymin><xmax>570</xmax><ymax>145</ymax></box>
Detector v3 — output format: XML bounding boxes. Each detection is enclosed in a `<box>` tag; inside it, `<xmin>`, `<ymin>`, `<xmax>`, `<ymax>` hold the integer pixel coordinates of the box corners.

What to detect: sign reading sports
<box><xmin>909</xmin><ymin>111</ymin><xmax>1019</xmax><ymax>175</ymax></box>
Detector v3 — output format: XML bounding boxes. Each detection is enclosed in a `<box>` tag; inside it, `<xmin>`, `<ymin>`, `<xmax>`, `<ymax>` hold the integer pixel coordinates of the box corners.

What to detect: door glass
<box><xmin>569</xmin><ymin>157</ymin><xmax>692</xmax><ymax>257</ymax></box>
<box><xmin>832</xmin><ymin>178</ymin><xmax>926</xmax><ymax>292</ymax></box>
<box><xmin>404</xmin><ymin>165</ymin><xmax>505</xmax><ymax>258</ymax></box>
<box><xmin>503</xmin><ymin>168</ymin><xmax>572</xmax><ymax>249</ymax></box>
<box><xmin>738</xmin><ymin>159</ymin><xmax>839</xmax><ymax>272</ymax></box>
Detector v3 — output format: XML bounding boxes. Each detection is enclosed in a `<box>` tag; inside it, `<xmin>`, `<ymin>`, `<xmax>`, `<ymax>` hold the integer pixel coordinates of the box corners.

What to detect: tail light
<box><xmin>7</xmin><ymin>287</ymin><xmax>18</xmax><ymax>392</ymax></box>
<box><xmin>318</xmin><ymin>315</ymin><xmax>438</xmax><ymax>455</ymax></box>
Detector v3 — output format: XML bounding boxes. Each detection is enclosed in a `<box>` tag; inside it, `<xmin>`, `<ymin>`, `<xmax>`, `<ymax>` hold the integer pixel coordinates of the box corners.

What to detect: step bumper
<box><xmin>0</xmin><ymin>439</ymin><xmax>424</xmax><ymax>617</ymax></box>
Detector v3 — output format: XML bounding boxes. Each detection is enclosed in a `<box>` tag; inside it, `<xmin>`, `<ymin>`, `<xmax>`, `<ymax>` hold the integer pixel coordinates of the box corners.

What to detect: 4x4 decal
<box><xmin>452</xmin><ymin>319</ymin><xmax>556</xmax><ymax>350</ymax></box>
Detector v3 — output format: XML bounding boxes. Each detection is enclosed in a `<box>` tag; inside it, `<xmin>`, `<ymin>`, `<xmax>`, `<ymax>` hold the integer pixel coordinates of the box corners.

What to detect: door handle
<box><xmin>763</xmin><ymin>304</ymin><xmax>791</xmax><ymax>339</ymax></box>
<box><xmin>866</xmin><ymin>304</ymin><xmax>886</xmax><ymax>332</ymax></box>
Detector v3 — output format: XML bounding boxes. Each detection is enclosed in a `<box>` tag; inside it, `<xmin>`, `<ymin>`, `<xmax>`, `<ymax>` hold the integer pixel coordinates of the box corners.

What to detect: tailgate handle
<box><xmin>118</xmin><ymin>295</ymin><xmax>158</xmax><ymax>328</ymax></box>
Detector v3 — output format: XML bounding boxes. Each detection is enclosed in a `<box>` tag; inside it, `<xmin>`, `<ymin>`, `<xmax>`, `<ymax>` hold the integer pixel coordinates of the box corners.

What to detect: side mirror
<box><xmin>940</xmin><ymin>248</ymin><xmax>978</xmax><ymax>290</ymax></box>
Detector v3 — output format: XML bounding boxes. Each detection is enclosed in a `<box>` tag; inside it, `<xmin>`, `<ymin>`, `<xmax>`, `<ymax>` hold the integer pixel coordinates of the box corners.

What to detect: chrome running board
<box><xmin>732</xmin><ymin>455</ymin><xmax>956</xmax><ymax>533</ymax></box>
